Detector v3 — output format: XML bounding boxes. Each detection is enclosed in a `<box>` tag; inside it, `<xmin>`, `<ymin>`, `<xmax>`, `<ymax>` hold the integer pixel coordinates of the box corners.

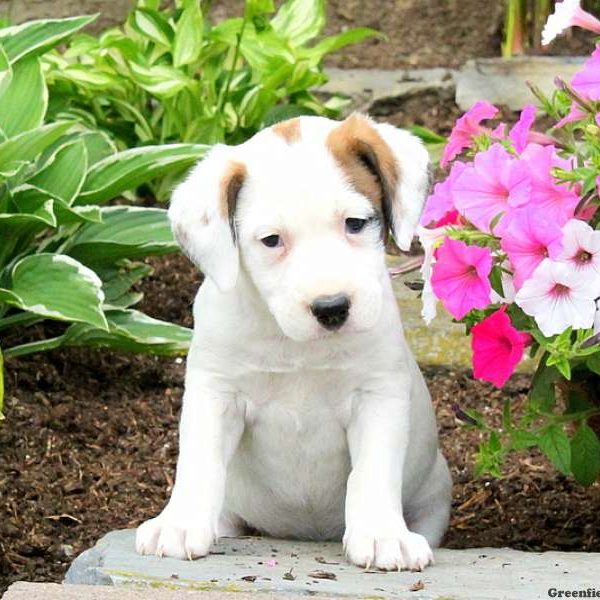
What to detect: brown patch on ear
<box><xmin>219</xmin><ymin>161</ymin><xmax>247</xmax><ymax>242</ymax></box>
<box><xmin>272</xmin><ymin>118</ymin><xmax>301</xmax><ymax>144</ymax></box>
<box><xmin>326</xmin><ymin>114</ymin><xmax>399</xmax><ymax>241</ymax></box>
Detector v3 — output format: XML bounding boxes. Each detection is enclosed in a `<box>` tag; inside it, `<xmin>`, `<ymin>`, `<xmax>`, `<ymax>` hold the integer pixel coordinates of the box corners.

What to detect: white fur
<box><xmin>136</xmin><ymin>115</ymin><xmax>451</xmax><ymax>571</ymax></box>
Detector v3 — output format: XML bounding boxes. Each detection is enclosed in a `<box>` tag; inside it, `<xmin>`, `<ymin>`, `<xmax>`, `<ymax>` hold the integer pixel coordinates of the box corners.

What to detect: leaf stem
<box><xmin>0</xmin><ymin>312</ymin><xmax>43</xmax><ymax>332</ymax></box>
<box><xmin>219</xmin><ymin>13</ymin><xmax>248</xmax><ymax>114</ymax></box>
<box><xmin>3</xmin><ymin>335</ymin><xmax>67</xmax><ymax>359</ymax></box>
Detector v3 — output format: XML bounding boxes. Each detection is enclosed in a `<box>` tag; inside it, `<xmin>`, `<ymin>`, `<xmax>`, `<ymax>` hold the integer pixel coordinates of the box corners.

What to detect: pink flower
<box><xmin>558</xmin><ymin>219</ymin><xmax>600</xmax><ymax>278</ymax></box>
<box><xmin>420</xmin><ymin>162</ymin><xmax>466</xmax><ymax>226</ymax></box>
<box><xmin>509</xmin><ymin>105</ymin><xmax>536</xmax><ymax>154</ymax></box>
<box><xmin>520</xmin><ymin>144</ymin><xmax>580</xmax><ymax>224</ymax></box>
<box><xmin>542</xmin><ymin>0</ymin><xmax>600</xmax><ymax>45</ymax></box>
<box><xmin>441</xmin><ymin>101</ymin><xmax>498</xmax><ymax>168</ymax></box>
<box><xmin>431</xmin><ymin>238</ymin><xmax>493</xmax><ymax>320</ymax></box>
<box><xmin>515</xmin><ymin>259</ymin><xmax>600</xmax><ymax>336</ymax></box>
<box><xmin>452</xmin><ymin>144</ymin><xmax>531</xmax><ymax>232</ymax></box>
<box><xmin>572</xmin><ymin>46</ymin><xmax>600</xmax><ymax>101</ymax></box>
<box><xmin>471</xmin><ymin>307</ymin><xmax>532</xmax><ymax>388</ymax></box>
<box><xmin>500</xmin><ymin>207</ymin><xmax>564</xmax><ymax>289</ymax></box>
<box><xmin>555</xmin><ymin>103</ymin><xmax>587</xmax><ymax>128</ymax></box>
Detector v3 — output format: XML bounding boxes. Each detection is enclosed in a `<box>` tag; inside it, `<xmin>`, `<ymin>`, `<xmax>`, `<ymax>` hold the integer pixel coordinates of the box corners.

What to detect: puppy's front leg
<box><xmin>344</xmin><ymin>374</ymin><xmax>433</xmax><ymax>571</ymax></box>
<box><xmin>136</xmin><ymin>367</ymin><xmax>244</xmax><ymax>560</ymax></box>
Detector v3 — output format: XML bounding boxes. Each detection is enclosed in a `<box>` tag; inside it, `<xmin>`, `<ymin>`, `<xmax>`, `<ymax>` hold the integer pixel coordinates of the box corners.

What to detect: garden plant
<box><xmin>0</xmin><ymin>16</ymin><xmax>210</xmax><ymax>415</ymax></box>
<box><xmin>419</xmin><ymin>0</ymin><xmax>600</xmax><ymax>486</ymax></box>
<box><xmin>42</xmin><ymin>0</ymin><xmax>376</xmax><ymax>199</ymax></box>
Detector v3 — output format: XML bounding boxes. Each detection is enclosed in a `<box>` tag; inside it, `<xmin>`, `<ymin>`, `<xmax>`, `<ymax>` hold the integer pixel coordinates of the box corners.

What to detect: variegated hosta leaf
<box><xmin>63</xmin><ymin>308</ymin><xmax>191</xmax><ymax>355</ymax></box>
<box><xmin>0</xmin><ymin>253</ymin><xmax>108</xmax><ymax>330</ymax></box>
<box><xmin>96</xmin><ymin>261</ymin><xmax>153</xmax><ymax>309</ymax></box>
<box><xmin>77</xmin><ymin>143</ymin><xmax>208</xmax><ymax>205</ymax></box>
<box><xmin>0</xmin><ymin>56</ymin><xmax>47</xmax><ymax>137</ymax></box>
<box><xmin>0</xmin><ymin>43</ymin><xmax>12</xmax><ymax>96</ymax></box>
<box><xmin>0</xmin><ymin>15</ymin><xmax>96</xmax><ymax>64</ymax></box>
<box><xmin>66</xmin><ymin>206</ymin><xmax>177</xmax><ymax>265</ymax></box>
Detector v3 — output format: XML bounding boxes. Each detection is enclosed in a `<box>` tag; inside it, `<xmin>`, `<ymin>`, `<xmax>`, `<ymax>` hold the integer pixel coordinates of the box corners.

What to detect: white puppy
<box><xmin>136</xmin><ymin>114</ymin><xmax>452</xmax><ymax>571</ymax></box>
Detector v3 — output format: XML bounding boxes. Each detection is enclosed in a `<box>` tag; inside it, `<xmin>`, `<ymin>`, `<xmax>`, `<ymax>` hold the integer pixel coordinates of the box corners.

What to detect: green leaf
<box><xmin>129</xmin><ymin>62</ymin><xmax>190</xmax><ymax>98</ymax></box>
<box><xmin>570</xmin><ymin>424</ymin><xmax>600</xmax><ymax>486</ymax></box>
<box><xmin>97</xmin><ymin>261</ymin><xmax>152</xmax><ymax>309</ymax></box>
<box><xmin>271</xmin><ymin>0</ymin><xmax>325</xmax><ymax>45</ymax></box>
<box><xmin>587</xmin><ymin>352</ymin><xmax>600</xmax><ymax>376</ymax></box>
<box><xmin>77</xmin><ymin>143</ymin><xmax>208</xmax><ymax>205</ymax></box>
<box><xmin>0</xmin><ymin>43</ymin><xmax>12</xmax><ymax>96</ymax></box>
<box><xmin>130</xmin><ymin>8</ymin><xmax>174</xmax><ymax>47</ymax></box>
<box><xmin>0</xmin><ymin>56</ymin><xmax>47</xmax><ymax>137</ymax></box>
<box><xmin>0</xmin><ymin>253</ymin><xmax>108</xmax><ymax>330</ymax></box>
<box><xmin>173</xmin><ymin>1</ymin><xmax>204</xmax><ymax>67</ymax></box>
<box><xmin>63</xmin><ymin>308</ymin><xmax>191</xmax><ymax>355</ymax></box>
<box><xmin>408</xmin><ymin>125</ymin><xmax>447</xmax><ymax>145</ymax></box>
<box><xmin>539</xmin><ymin>425</ymin><xmax>571</xmax><ymax>475</ymax></box>
<box><xmin>302</xmin><ymin>27</ymin><xmax>379</xmax><ymax>62</ymax></box>
<box><xmin>510</xmin><ymin>430</ymin><xmax>539</xmax><ymax>450</ymax></box>
<box><xmin>529</xmin><ymin>362</ymin><xmax>560</xmax><ymax>412</ymax></box>
<box><xmin>0</xmin><ymin>15</ymin><xmax>97</xmax><ymax>64</ymax></box>
<box><xmin>0</xmin><ymin>346</ymin><xmax>4</xmax><ymax>419</ymax></box>
<box><xmin>0</xmin><ymin>121</ymin><xmax>74</xmax><ymax>166</ymax></box>
<box><xmin>28</xmin><ymin>139</ymin><xmax>87</xmax><ymax>205</ymax></box>
<box><xmin>67</xmin><ymin>206</ymin><xmax>177</xmax><ymax>265</ymax></box>
<box><xmin>246</xmin><ymin>0</ymin><xmax>276</xmax><ymax>17</ymax></box>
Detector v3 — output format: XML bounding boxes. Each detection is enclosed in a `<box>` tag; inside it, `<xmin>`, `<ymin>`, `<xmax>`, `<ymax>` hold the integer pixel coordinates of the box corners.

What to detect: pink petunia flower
<box><xmin>500</xmin><ymin>207</ymin><xmax>564</xmax><ymax>289</ymax></box>
<box><xmin>572</xmin><ymin>46</ymin><xmax>600</xmax><ymax>101</ymax></box>
<box><xmin>452</xmin><ymin>144</ymin><xmax>531</xmax><ymax>233</ymax></box>
<box><xmin>542</xmin><ymin>0</ymin><xmax>600</xmax><ymax>45</ymax></box>
<box><xmin>509</xmin><ymin>104</ymin><xmax>537</xmax><ymax>153</ymax></box>
<box><xmin>515</xmin><ymin>259</ymin><xmax>600</xmax><ymax>337</ymax></box>
<box><xmin>558</xmin><ymin>219</ymin><xmax>600</xmax><ymax>278</ymax></box>
<box><xmin>420</xmin><ymin>162</ymin><xmax>467</xmax><ymax>226</ymax></box>
<box><xmin>520</xmin><ymin>144</ymin><xmax>580</xmax><ymax>224</ymax></box>
<box><xmin>441</xmin><ymin>101</ymin><xmax>498</xmax><ymax>168</ymax></box>
<box><xmin>471</xmin><ymin>307</ymin><xmax>532</xmax><ymax>388</ymax></box>
<box><xmin>431</xmin><ymin>238</ymin><xmax>493</xmax><ymax>320</ymax></box>
<box><xmin>555</xmin><ymin>103</ymin><xmax>587</xmax><ymax>128</ymax></box>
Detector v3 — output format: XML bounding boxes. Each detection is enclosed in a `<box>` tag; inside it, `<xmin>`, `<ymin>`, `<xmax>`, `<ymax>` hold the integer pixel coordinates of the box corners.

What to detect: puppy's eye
<box><xmin>345</xmin><ymin>218</ymin><xmax>368</xmax><ymax>234</ymax></box>
<box><xmin>261</xmin><ymin>234</ymin><xmax>281</xmax><ymax>248</ymax></box>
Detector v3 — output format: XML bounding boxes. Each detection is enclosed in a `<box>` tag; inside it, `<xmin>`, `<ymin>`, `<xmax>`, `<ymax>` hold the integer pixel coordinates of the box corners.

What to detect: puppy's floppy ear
<box><xmin>168</xmin><ymin>145</ymin><xmax>245</xmax><ymax>292</ymax></box>
<box><xmin>327</xmin><ymin>113</ymin><xmax>430</xmax><ymax>251</ymax></box>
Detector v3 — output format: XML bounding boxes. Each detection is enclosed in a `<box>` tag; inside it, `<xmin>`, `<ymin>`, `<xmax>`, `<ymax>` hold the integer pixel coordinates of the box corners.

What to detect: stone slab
<box><xmin>64</xmin><ymin>529</ymin><xmax>599</xmax><ymax>600</ymax></box>
<box><xmin>456</xmin><ymin>56</ymin><xmax>585</xmax><ymax>111</ymax></box>
<box><xmin>321</xmin><ymin>68</ymin><xmax>456</xmax><ymax>113</ymax></box>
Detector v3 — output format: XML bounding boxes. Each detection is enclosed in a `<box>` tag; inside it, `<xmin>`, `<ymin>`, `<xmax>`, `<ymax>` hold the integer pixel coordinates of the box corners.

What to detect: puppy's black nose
<box><xmin>310</xmin><ymin>294</ymin><xmax>350</xmax><ymax>330</ymax></box>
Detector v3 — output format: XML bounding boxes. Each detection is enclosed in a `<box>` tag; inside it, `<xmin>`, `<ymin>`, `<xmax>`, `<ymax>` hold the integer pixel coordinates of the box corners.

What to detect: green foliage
<box><xmin>42</xmin><ymin>0</ymin><xmax>377</xmax><ymax>199</ymax></box>
<box><xmin>0</xmin><ymin>17</ymin><xmax>204</xmax><ymax>413</ymax></box>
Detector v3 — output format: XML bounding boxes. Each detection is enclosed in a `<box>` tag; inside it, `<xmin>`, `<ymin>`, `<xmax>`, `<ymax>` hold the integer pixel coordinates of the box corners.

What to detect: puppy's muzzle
<box><xmin>310</xmin><ymin>294</ymin><xmax>350</xmax><ymax>330</ymax></box>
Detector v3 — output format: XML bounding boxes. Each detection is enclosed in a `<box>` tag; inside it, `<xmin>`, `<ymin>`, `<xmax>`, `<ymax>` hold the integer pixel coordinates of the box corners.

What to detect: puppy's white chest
<box><xmin>224</xmin><ymin>371</ymin><xmax>354</xmax><ymax>539</ymax></box>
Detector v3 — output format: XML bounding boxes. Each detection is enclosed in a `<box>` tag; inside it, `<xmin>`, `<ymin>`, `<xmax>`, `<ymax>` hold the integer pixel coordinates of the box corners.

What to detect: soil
<box><xmin>211</xmin><ymin>0</ymin><xmax>596</xmax><ymax>70</ymax></box>
<box><xmin>1</xmin><ymin>254</ymin><xmax>600</xmax><ymax>595</ymax></box>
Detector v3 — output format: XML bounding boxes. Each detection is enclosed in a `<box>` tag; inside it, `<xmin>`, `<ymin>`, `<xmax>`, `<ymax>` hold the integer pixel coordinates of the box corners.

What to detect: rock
<box><xmin>64</xmin><ymin>529</ymin><xmax>599</xmax><ymax>599</ymax></box>
<box><xmin>456</xmin><ymin>56</ymin><xmax>586</xmax><ymax>111</ymax></box>
<box><xmin>320</xmin><ymin>67</ymin><xmax>457</xmax><ymax>114</ymax></box>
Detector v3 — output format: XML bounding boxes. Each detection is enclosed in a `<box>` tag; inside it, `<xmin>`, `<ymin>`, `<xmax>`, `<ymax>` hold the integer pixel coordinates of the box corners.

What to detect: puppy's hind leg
<box><xmin>405</xmin><ymin>452</ymin><xmax>452</xmax><ymax>548</ymax></box>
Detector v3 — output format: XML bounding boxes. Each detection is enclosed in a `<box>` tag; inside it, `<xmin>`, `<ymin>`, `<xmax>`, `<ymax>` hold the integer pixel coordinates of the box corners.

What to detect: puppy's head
<box><xmin>170</xmin><ymin>114</ymin><xmax>430</xmax><ymax>341</ymax></box>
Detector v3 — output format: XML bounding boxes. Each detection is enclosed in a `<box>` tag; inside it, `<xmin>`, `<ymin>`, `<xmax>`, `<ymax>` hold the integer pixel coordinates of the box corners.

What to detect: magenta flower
<box><xmin>452</xmin><ymin>144</ymin><xmax>531</xmax><ymax>232</ymax></box>
<box><xmin>520</xmin><ymin>144</ymin><xmax>580</xmax><ymax>224</ymax></box>
<box><xmin>572</xmin><ymin>46</ymin><xmax>600</xmax><ymax>101</ymax></box>
<box><xmin>441</xmin><ymin>101</ymin><xmax>498</xmax><ymax>168</ymax></box>
<box><xmin>509</xmin><ymin>105</ymin><xmax>536</xmax><ymax>153</ymax></box>
<box><xmin>471</xmin><ymin>307</ymin><xmax>532</xmax><ymax>388</ymax></box>
<box><xmin>431</xmin><ymin>238</ymin><xmax>493</xmax><ymax>320</ymax></box>
<box><xmin>420</xmin><ymin>162</ymin><xmax>466</xmax><ymax>226</ymax></box>
<box><xmin>500</xmin><ymin>207</ymin><xmax>564</xmax><ymax>289</ymax></box>
<box><xmin>555</xmin><ymin>103</ymin><xmax>586</xmax><ymax>128</ymax></box>
<box><xmin>542</xmin><ymin>0</ymin><xmax>600</xmax><ymax>45</ymax></box>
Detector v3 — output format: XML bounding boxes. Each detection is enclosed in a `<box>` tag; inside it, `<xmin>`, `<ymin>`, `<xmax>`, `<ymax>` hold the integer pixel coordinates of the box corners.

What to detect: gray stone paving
<box><xmin>62</xmin><ymin>529</ymin><xmax>599</xmax><ymax>600</ymax></box>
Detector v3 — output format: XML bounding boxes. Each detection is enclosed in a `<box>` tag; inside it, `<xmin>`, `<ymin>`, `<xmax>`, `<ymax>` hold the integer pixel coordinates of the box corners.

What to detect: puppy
<box><xmin>136</xmin><ymin>114</ymin><xmax>452</xmax><ymax>571</ymax></box>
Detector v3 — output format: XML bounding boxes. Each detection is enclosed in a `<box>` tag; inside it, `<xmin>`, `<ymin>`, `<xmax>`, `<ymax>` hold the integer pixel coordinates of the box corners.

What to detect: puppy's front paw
<box><xmin>343</xmin><ymin>526</ymin><xmax>433</xmax><ymax>571</ymax></box>
<box><xmin>136</xmin><ymin>512</ymin><xmax>214</xmax><ymax>560</ymax></box>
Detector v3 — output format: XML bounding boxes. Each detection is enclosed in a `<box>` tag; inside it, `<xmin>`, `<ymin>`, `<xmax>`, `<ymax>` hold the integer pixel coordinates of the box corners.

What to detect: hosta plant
<box><xmin>41</xmin><ymin>0</ymin><xmax>376</xmax><ymax>199</ymax></box>
<box><xmin>418</xmin><ymin>1</ymin><xmax>600</xmax><ymax>485</ymax></box>
<box><xmin>0</xmin><ymin>17</ymin><xmax>207</xmax><ymax>416</ymax></box>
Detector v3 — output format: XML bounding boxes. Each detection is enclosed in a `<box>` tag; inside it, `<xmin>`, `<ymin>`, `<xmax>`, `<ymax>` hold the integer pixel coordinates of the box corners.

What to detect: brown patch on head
<box><xmin>218</xmin><ymin>161</ymin><xmax>247</xmax><ymax>242</ymax></box>
<box><xmin>326</xmin><ymin>114</ymin><xmax>399</xmax><ymax>241</ymax></box>
<box><xmin>272</xmin><ymin>118</ymin><xmax>301</xmax><ymax>145</ymax></box>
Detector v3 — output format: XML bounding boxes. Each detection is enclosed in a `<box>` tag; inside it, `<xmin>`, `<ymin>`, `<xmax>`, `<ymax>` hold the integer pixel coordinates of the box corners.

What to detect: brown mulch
<box><xmin>1</xmin><ymin>253</ymin><xmax>599</xmax><ymax>595</ymax></box>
